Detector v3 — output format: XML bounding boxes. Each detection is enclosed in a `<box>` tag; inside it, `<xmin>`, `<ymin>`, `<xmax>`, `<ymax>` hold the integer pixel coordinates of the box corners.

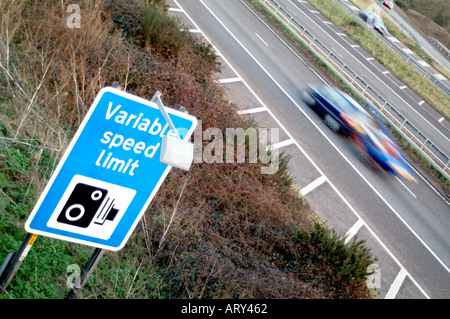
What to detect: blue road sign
<box><xmin>25</xmin><ymin>87</ymin><xmax>197</xmax><ymax>250</ymax></box>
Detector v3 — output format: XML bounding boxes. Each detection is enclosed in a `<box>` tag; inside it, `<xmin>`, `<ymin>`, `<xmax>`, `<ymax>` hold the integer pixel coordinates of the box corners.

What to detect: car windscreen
<box><xmin>321</xmin><ymin>87</ymin><xmax>362</xmax><ymax>114</ymax></box>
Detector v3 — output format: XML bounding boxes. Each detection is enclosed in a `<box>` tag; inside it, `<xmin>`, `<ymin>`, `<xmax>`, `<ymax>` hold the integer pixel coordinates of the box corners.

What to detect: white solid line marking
<box><xmin>300</xmin><ymin>175</ymin><xmax>327</xmax><ymax>196</ymax></box>
<box><xmin>270</xmin><ymin>139</ymin><xmax>295</xmax><ymax>150</ymax></box>
<box><xmin>395</xmin><ymin>177</ymin><xmax>417</xmax><ymax>198</ymax></box>
<box><xmin>255</xmin><ymin>33</ymin><xmax>269</xmax><ymax>46</ymax></box>
<box><xmin>345</xmin><ymin>219</ymin><xmax>364</xmax><ymax>244</ymax></box>
<box><xmin>385</xmin><ymin>268</ymin><xmax>408</xmax><ymax>299</ymax></box>
<box><xmin>182</xmin><ymin>0</ymin><xmax>439</xmax><ymax>298</ymax></box>
<box><xmin>218</xmin><ymin>77</ymin><xmax>242</xmax><ymax>84</ymax></box>
<box><xmin>199</xmin><ymin>0</ymin><xmax>447</xmax><ymax>283</ymax></box>
<box><xmin>238</xmin><ymin>106</ymin><xmax>267</xmax><ymax>114</ymax></box>
<box><xmin>408</xmin><ymin>164</ymin><xmax>450</xmax><ymax>203</ymax></box>
<box><xmin>284</xmin><ymin>0</ymin><xmax>450</xmax><ymax>144</ymax></box>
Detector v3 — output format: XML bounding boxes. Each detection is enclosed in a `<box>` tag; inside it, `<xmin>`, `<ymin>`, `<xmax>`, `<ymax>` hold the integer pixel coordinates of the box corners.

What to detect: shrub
<box><xmin>0</xmin><ymin>0</ymin><xmax>375</xmax><ymax>299</ymax></box>
<box><xmin>140</xmin><ymin>5</ymin><xmax>190</xmax><ymax>58</ymax></box>
<box><xmin>291</xmin><ymin>221</ymin><xmax>376</xmax><ymax>297</ymax></box>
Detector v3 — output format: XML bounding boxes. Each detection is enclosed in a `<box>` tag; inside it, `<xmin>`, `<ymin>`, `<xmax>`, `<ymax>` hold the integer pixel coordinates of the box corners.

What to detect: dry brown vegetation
<box><xmin>392</xmin><ymin>0</ymin><xmax>450</xmax><ymax>57</ymax></box>
<box><xmin>402</xmin><ymin>9</ymin><xmax>450</xmax><ymax>50</ymax></box>
<box><xmin>0</xmin><ymin>0</ymin><xmax>375</xmax><ymax>299</ymax></box>
<box><xmin>395</xmin><ymin>0</ymin><xmax>450</xmax><ymax>34</ymax></box>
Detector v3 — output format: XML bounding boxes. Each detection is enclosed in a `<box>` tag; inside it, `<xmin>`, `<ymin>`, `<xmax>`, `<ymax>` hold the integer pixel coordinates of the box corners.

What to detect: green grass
<box><xmin>0</xmin><ymin>128</ymin><xmax>93</xmax><ymax>299</ymax></box>
<box><xmin>249</xmin><ymin>0</ymin><xmax>448</xmax><ymax>186</ymax></box>
<box><xmin>0</xmin><ymin>0</ymin><xmax>377</xmax><ymax>299</ymax></box>
<box><xmin>293</xmin><ymin>221</ymin><xmax>375</xmax><ymax>293</ymax></box>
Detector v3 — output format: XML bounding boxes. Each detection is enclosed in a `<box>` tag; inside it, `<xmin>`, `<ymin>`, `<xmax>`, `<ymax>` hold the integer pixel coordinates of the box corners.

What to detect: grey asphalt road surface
<box><xmin>168</xmin><ymin>0</ymin><xmax>450</xmax><ymax>298</ymax></box>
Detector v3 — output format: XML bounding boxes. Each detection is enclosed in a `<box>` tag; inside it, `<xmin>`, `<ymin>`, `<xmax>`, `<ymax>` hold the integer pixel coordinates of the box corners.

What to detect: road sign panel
<box><xmin>25</xmin><ymin>87</ymin><xmax>197</xmax><ymax>250</ymax></box>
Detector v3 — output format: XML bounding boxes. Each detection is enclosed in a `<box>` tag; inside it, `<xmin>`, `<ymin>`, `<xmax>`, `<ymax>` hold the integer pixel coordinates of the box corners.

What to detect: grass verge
<box><xmin>249</xmin><ymin>0</ymin><xmax>448</xmax><ymax>189</ymax></box>
<box><xmin>307</xmin><ymin>0</ymin><xmax>449</xmax><ymax>120</ymax></box>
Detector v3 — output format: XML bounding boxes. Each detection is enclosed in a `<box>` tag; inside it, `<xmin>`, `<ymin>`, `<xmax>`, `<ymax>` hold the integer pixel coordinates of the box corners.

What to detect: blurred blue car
<box><xmin>302</xmin><ymin>85</ymin><xmax>417</xmax><ymax>182</ymax></box>
<box><xmin>302</xmin><ymin>84</ymin><xmax>369</xmax><ymax>135</ymax></box>
<box><xmin>352</xmin><ymin>106</ymin><xmax>417</xmax><ymax>182</ymax></box>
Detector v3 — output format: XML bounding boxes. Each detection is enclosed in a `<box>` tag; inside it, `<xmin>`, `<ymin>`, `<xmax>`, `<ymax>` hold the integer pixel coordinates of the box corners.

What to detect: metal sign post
<box><xmin>0</xmin><ymin>233</ymin><xmax>38</xmax><ymax>290</ymax></box>
<box><xmin>66</xmin><ymin>247</ymin><xmax>104</xmax><ymax>299</ymax></box>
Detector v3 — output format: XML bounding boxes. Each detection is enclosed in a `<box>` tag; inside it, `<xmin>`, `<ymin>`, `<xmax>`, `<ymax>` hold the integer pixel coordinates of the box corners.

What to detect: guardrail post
<box><xmin>421</xmin><ymin>138</ymin><xmax>428</xmax><ymax>150</ymax></box>
<box><xmin>399</xmin><ymin>119</ymin><xmax>407</xmax><ymax>129</ymax></box>
<box><xmin>363</xmin><ymin>84</ymin><xmax>369</xmax><ymax>94</ymax></box>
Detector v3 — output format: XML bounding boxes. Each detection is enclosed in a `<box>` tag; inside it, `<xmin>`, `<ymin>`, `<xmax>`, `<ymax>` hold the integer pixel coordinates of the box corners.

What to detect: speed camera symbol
<box><xmin>56</xmin><ymin>183</ymin><xmax>118</xmax><ymax>228</ymax></box>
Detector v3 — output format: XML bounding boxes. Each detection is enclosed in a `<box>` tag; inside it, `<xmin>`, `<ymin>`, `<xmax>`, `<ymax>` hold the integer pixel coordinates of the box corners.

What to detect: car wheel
<box><xmin>323</xmin><ymin>114</ymin><xmax>340</xmax><ymax>133</ymax></box>
<box><xmin>302</xmin><ymin>90</ymin><xmax>315</xmax><ymax>106</ymax></box>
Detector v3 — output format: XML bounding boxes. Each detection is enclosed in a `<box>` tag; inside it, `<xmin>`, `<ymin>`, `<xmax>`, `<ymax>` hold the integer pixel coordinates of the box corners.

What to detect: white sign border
<box><xmin>24</xmin><ymin>87</ymin><xmax>198</xmax><ymax>251</ymax></box>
